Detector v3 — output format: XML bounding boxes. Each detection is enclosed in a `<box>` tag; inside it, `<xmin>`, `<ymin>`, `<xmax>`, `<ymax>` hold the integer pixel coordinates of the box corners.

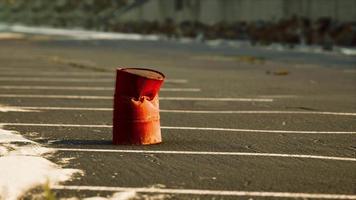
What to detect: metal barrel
<box><xmin>113</xmin><ymin>68</ymin><xmax>165</xmax><ymax>145</ymax></box>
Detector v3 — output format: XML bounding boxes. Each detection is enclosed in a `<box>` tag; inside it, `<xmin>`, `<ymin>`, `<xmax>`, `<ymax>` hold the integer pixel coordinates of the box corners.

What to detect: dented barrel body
<box><xmin>113</xmin><ymin>68</ymin><xmax>165</xmax><ymax>145</ymax></box>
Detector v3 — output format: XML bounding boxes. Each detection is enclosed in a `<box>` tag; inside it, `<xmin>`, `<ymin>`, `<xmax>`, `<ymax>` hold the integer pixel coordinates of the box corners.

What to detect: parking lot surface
<box><xmin>0</xmin><ymin>38</ymin><xmax>355</xmax><ymax>199</ymax></box>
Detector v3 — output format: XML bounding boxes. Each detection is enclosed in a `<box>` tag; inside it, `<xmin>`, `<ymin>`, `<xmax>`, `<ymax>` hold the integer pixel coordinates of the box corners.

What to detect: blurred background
<box><xmin>0</xmin><ymin>0</ymin><xmax>355</xmax><ymax>49</ymax></box>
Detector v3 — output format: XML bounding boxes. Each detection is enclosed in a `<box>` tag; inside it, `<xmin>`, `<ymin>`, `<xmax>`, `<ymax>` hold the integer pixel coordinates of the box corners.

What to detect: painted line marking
<box><xmin>163</xmin><ymin>110</ymin><xmax>356</xmax><ymax>116</ymax></box>
<box><xmin>0</xmin><ymin>86</ymin><xmax>201</xmax><ymax>92</ymax></box>
<box><xmin>1</xmin><ymin>123</ymin><xmax>355</xmax><ymax>134</ymax></box>
<box><xmin>0</xmin><ymin>77</ymin><xmax>187</xmax><ymax>83</ymax></box>
<box><xmin>2</xmin><ymin>106</ymin><xmax>356</xmax><ymax>116</ymax></box>
<box><xmin>55</xmin><ymin>148</ymin><xmax>356</xmax><ymax>162</ymax></box>
<box><xmin>160</xmin><ymin>97</ymin><xmax>273</xmax><ymax>102</ymax></box>
<box><xmin>0</xmin><ymin>71</ymin><xmax>113</xmax><ymax>76</ymax></box>
<box><xmin>0</xmin><ymin>94</ymin><xmax>273</xmax><ymax>102</ymax></box>
<box><xmin>162</xmin><ymin>126</ymin><xmax>356</xmax><ymax>134</ymax></box>
<box><xmin>0</xmin><ymin>68</ymin><xmax>49</xmax><ymax>71</ymax></box>
<box><xmin>52</xmin><ymin>185</ymin><xmax>356</xmax><ymax>199</ymax></box>
<box><xmin>258</xmin><ymin>95</ymin><xmax>299</xmax><ymax>98</ymax></box>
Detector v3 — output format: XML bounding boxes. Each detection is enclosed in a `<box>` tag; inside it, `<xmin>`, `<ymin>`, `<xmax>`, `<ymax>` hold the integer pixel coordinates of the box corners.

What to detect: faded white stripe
<box><xmin>161</xmin><ymin>110</ymin><xmax>356</xmax><ymax>116</ymax></box>
<box><xmin>159</xmin><ymin>97</ymin><xmax>273</xmax><ymax>102</ymax></box>
<box><xmin>52</xmin><ymin>185</ymin><xmax>356</xmax><ymax>199</ymax></box>
<box><xmin>3</xmin><ymin>106</ymin><xmax>356</xmax><ymax>116</ymax></box>
<box><xmin>0</xmin><ymin>86</ymin><xmax>200</xmax><ymax>92</ymax></box>
<box><xmin>0</xmin><ymin>77</ymin><xmax>187</xmax><ymax>83</ymax></box>
<box><xmin>1</xmin><ymin>123</ymin><xmax>354</xmax><ymax>134</ymax></box>
<box><xmin>0</xmin><ymin>94</ymin><xmax>111</xmax><ymax>99</ymax></box>
<box><xmin>0</xmin><ymin>123</ymin><xmax>111</xmax><ymax>128</ymax></box>
<box><xmin>0</xmin><ymin>94</ymin><xmax>272</xmax><ymax>102</ymax></box>
<box><xmin>162</xmin><ymin>126</ymin><xmax>356</xmax><ymax>134</ymax></box>
<box><xmin>161</xmin><ymin>88</ymin><xmax>201</xmax><ymax>92</ymax></box>
<box><xmin>258</xmin><ymin>95</ymin><xmax>299</xmax><ymax>98</ymax></box>
<box><xmin>55</xmin><ymin>148</ymin><xmax>356</xmax><ymax>162</ymax></box>
<box><xmin>0</xmin><ymin>71</ymin><xmax>112</xmax><ymax>76</ymax></box>
<box><xmin>17</xmin><ymin>106</ymin><xmax>112</xmax><ymax>111</ymax></box>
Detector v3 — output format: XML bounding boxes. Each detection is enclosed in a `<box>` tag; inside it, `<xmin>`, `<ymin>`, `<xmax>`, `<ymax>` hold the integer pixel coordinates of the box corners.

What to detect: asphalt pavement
<box><xmin>0</xmin><ymin>38</ymin><xmax>355</xmax><ymax>199</ymax></box>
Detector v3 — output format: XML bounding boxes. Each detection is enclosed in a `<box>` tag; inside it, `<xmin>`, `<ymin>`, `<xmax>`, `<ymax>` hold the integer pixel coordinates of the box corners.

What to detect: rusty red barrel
<box><xmin>113</xmin><ymin>68</ymin><xmax>165</xmax><ymax>145</ymax></box>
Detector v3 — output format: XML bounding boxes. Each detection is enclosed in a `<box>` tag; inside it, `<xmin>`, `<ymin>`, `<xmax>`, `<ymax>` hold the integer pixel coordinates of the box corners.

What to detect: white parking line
<box><xmin>0</xmin><ymin>123</ymin><xmax>111</xmax><ymax>128</ymax></box>
<box><xmin>2</xmin><ymin>105</ymin><xmax>356</xmax><ymax>116</ymax></box>
<box><xmin>0</xmin><ymin>94</ymin><xmax>113</xmax><ymax>99</ymax></box>
<box><xmin>162</xmin><ymin>126</ymin><xmax>356</xmax><ymax>134</ymax></box>
<box><xmin>0</xmin><ymin>94</ymin><xmax>273</xmax><ymax>102</ymax></box>
<box><xmin>258</xmin><ymin>95</ymin><xmax>299</xmax><ymax>98</ymax></box>
<box><xmin>162</xmin><ymin>110</ymin><xmax>356</xmax><ymax>116</ymax></box>
<box><xmin>0</xmin><ymin>77</ymin><xmax>110</xmax><ymax>82</ymax></box>
<box><xmin>0</xmin><ymin>77</ymin><xmax>188</xmax><ymax>83</ymax></box>
<box><xmin>1</xmin><ymin>123</ymin><xmax>355</xmax><ymax>134</ymax></box>
<box><xmin>0</xmin><ymin>85</ymin><xmax>201</xmax><ymax>92</ymax></box>
<box><xmin>52</xmin><ymin>185</ymin><xmax>356</xmax><ymax>199</ymax></box>
<box><xmin>160</xmin><ymin>97</ymin><xmax>273</xmax><ymax>101</ymax></box>
<box><xmin>55</xmin><ymin>148</ymin><xmax>356</xmax><ymax>162</ymax></box>
<box><xmin>0</xmin><ymin>68</ymin><xmax>46</xmax><ymax>71</ymax></box>
<box><xmin>0</xmin><ymin>71</ymin><xmax>113</xmax><ymax>76</ymax></box>
<box><xmin>161</xmin><ymin>88</ymin><xmax>201</xmax><ymax>92</ymax></box>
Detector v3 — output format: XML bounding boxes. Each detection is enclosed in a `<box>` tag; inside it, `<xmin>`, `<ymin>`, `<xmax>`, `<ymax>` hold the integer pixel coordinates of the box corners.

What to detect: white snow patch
<box><xmin>61</xmin><ymin>191</ymin><xmax>137</xmax><ymax>200</ymax></box>
<box><xmin>0</xmin><ymin>127</ymin><xmax>83</xmax><ymax>200</ymax></box>
<box><xmin>0</xmin><ymin>156</ymin><xmax>81</xmax><ymax>200</ymax></box>
<box><xmin>85</xmin><ymin>191</ymin><xmax>136</xmax><ymax>200</ymax></box>
<box><xmin>109</xmin><ymin>191</ymin><xmax>137</xmax><ymax>200</ymax></box>
<box><xmin>2</xmin><ymin>143</ymin><xmax>55</xmax><ymax>156</ymax></box>
<box><xmin>339</xmin><ymin>48</ymin><xmax>356</xmax><ymax>56</ymax></box>
<box><xmin>58</xmin><ymin>157</ymin><xmax>76</xmax><ymax>165</ymax></box>
<box><xmin>0</xmin><ymin>129</ymin><xmax>34</xmax><ymax>144</ymax></box>
<box><xmin>0</xmin><ymin>24</ymin><xmax>160</xmax><ymax>41</ymax></box>
<box><xmin>0</xmin><ymin>104</ymin><xmax>39</xmax><ymax>112</ymax></box>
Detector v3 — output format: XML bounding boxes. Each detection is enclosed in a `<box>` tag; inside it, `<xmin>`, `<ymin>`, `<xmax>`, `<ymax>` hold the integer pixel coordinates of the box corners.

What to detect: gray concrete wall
<box><xmin>119</xmin><ymin>0</ymin><xmax>356</xmax><ymax>24</ymax></box>
<box><xmin>283</xmin><ymin>0</ymin><xmax>356</xmax><ymax>21</ymax></box>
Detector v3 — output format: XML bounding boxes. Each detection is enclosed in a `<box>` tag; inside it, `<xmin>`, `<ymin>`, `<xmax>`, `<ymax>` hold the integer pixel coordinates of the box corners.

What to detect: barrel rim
<box><xmin>117</xmin><ymin>67</ymin><xmax>165</xmax><ymax>80</ymax></box>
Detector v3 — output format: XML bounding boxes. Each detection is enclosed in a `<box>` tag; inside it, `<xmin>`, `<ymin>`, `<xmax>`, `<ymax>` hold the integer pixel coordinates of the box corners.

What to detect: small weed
<box><xmin>43</xmin><ymin>181</ymin><xmax>56</xmax><ymax>200</ymax></box>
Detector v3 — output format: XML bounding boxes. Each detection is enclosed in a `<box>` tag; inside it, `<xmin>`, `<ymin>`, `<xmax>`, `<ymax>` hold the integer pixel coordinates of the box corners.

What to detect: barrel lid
<box><xmin>119</xmin><ymin>68</ymin><xmax>165</xmax><ymax>80</ymax></box>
